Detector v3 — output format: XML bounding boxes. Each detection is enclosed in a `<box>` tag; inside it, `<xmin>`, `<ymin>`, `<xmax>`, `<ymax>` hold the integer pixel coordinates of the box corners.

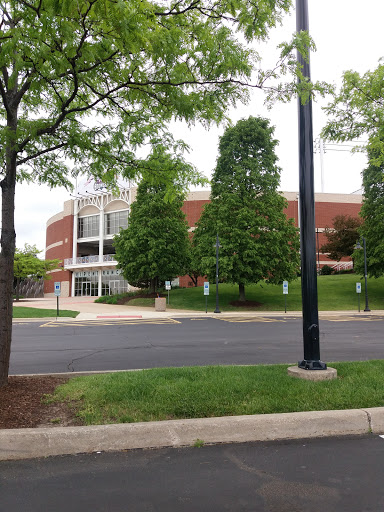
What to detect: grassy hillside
<box><xmin>123</xmin><ymin>274</ymin><xmax>384</xmax><ymax>312</ymax></box>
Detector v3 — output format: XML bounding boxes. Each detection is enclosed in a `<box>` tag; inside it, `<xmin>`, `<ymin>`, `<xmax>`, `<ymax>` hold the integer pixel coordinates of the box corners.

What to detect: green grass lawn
<box><xmin>13</xmin><ymin>306</ymin><xmax>79</xmax><ymax>318</ymax></box>
<box><xmin>103</xmin><ymin>274</ymin><xmax>384</xmax><ymax>312</ymax></box>
<box><xmin>49</xmin><ymin>361</ymin><xmax>384</xmax><ymax>425</ymax></box>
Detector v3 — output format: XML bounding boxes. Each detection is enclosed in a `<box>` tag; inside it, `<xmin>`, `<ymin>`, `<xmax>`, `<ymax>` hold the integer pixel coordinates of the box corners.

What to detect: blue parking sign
<box><xmin>54</xmin><ymin>282</ymin><xmax>61</xmax><ymax>297</ymax></box>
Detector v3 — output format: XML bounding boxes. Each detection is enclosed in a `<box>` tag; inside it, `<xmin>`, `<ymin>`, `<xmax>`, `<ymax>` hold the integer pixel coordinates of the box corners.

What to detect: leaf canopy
<box><xmin>0</xmin><ymin>0</ymin><xmax>301</xmax><ymax>191</ymax></box>
<box><xmin>13</xmin><ymin>244</ymin><xmax>60</xmax><ymax>280</ymax></box>
<box><xmin>322</xmin><ymin>64</ymin><xmax>384</xmax><ymax>165</ymax></box>
<box><xmin>354</xmin><ymin>144</ymin><xmax>384</xmax><ymax>278</ymax></box>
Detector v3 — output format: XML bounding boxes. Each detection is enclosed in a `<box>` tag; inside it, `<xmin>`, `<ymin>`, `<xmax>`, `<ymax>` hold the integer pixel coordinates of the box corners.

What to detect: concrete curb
<box><xmin>1</xmin><ymin>408</ymin><xmax>384</xmax><ymax>461</ymax></box>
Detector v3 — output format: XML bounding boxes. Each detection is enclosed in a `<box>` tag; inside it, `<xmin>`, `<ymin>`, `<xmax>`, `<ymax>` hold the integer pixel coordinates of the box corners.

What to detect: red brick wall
<box><xmin>179</xmin><ymin>275</ymin><xmax>206</xmax><ymax>288</ymax></box>
<box><xmin>284</xmin><ymin>199</ymin><xmax>299</xmax><ymax>225</ymax></box>
<box><xmin>44</xmin><ymin>270</ymin><xmax>72</xmax><ymax>294</ymax></box>
<box><xmin>46</xmin><ymin>215</ymin><xmax>73</xmax><ymax>260</ymax></box>
<box><xmin>182</xmin><ymin>199</ymin><xmax>210</xmax><ymax>227</ymax></box>
<box><xmin>45</xmin><ymin>214</ymin><xmax>74</xmax><ymax>295</ymax></box>
<box><xmin>315</xmin><ymin>202</ymin><xmax>361</xmax><ymax>229</ymax></box>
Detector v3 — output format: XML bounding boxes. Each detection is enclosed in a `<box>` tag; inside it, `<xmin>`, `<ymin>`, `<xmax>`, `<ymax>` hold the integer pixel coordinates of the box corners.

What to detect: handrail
<box><xmin>64</xmin><ymin>254</ymin><xmax>116</xmax><ymax>266</ymax></box>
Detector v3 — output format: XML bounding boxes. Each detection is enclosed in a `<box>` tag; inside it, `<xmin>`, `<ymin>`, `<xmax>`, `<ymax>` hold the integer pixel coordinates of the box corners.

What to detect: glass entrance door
<box><xmin>81</xmin><ymin>282</ymin><xmax>91</xmax><ymax>296</ymax></box>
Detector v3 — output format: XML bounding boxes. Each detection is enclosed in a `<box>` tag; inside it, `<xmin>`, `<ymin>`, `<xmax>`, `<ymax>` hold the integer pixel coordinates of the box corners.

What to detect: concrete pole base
<box><xmin>154</xmin><ymin>297</ymin><xmax>166</xmax><ymax>312</ymax></box>
<box><xmin>287</xmin><ymin>366</ymin><xmax>337</xmax><ymax>381</ymax></box>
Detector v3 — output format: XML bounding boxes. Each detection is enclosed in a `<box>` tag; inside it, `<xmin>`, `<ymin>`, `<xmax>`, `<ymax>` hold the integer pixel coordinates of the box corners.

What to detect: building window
<box><xmin>74</xmin><ymin>271</ymin><xmax>99</xmax><ymax>296</ymax></box>
<box><xmin>101</xmin><ymin>272</ymin><xmax>129</xmax><ymax>295</ymax></box>
<box><xmin>78</xmin><ymin>215</ymin><xmax>99</xmax><ymax>238</ymax></box>
<box><xmin>104</xmin><ymin>210</ymin><xmax>128</xmax><ymax>235</ymax></box>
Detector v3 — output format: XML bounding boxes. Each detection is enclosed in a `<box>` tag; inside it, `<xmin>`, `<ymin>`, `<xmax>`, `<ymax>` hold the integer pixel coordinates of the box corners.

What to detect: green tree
<box><xmin>193</xmin><ymin>116</ymin><xmax>300</xmax><ymax>302</ymax></box>
<box><xmin>13</xmin><ymin>244</ymin><xmax>60</xmax><ymax>301</ymax></box>
<box><xmin>322</xmin><ymin>64</ymin><xmax>384</xmax><ymax>277</ymax></box>
<box><xmin>322</xmin><ymin>65</ymin><xmax>384</xmax><ymax>165</ymax></box>
<box><xmin>353</xmin><ymin>145</ymin><xmax>384</xmax><ymax>278</ymax></box>
<box><xmin>321</xmin><ymin>215</ymin><xmax>362</xmax><ymax>263</ymax></box>
<box><xmin>114</xmin><ymin>176</ymin><xmax>190</xmax><ymax>294</ymax></box>
<box><xmin>0</xmin><ymin>0</ymin><xmax>311</xmax><ymax>386</ymax></box>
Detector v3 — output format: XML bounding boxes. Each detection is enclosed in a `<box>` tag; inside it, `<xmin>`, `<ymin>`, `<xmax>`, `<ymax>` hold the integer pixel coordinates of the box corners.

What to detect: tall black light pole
<box><xmin>214</xmin><ymin>234</ymin><xmax>221</xmax><ymax>313</ymax></box>
<box><xmin>355</xmin><ymin>237</ymin><xmax>370</xmax><ymax>312</ymax></box>
<box><xmin>296</xmin><ymin>0</ymin><xmax>326</xmax><ymax>370</ymax></box>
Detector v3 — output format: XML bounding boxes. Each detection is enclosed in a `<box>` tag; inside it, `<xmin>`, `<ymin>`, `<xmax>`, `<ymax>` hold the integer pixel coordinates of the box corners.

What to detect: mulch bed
<box><xmin>0</xmin><ymin>376</ymin><xmax>81</xmax><ymax>429</ymax></box>
<box><xmin>115</xmin><ymin>292</ymin><xmax>161</xmax><ymax>305</ymax></box>
<box><xmin>229</xmin><ymin>300</ymin><xmax>262</xmax><ymax>308</ymax></box>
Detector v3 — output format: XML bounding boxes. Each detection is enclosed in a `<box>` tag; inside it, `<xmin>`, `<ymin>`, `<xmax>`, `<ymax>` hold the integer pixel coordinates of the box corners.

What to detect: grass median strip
<box><xmin>47</xmin><ymin>361</ymin><xmax>384</xmax><ymax>425</ymax></box>
<box><xmin>13</xmin><ymin>307</ymin><xmax>79</xmax><ymax>318</ymax></box>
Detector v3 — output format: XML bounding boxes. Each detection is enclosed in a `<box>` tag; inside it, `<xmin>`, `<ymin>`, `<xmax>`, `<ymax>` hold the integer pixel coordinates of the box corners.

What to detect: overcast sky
<box><xmin>8</xmin><ymin>0</ymin><xmax>384</xmax><ymax>252</ymax></box>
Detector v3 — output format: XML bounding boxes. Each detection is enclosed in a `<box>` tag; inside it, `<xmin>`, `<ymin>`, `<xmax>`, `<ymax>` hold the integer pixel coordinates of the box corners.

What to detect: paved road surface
<box><xmin>2</xmin><ymin>436</ymin><xmax>384</xmax><ymax>511</ymax></box>
<box><xmin>10</xmin><ymin>316</ymin><xmax>384</xmax><ymax>374</ymax></box>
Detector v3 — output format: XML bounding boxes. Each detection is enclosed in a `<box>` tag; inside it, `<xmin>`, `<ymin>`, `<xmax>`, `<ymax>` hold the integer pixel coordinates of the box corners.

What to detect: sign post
<box><xmin>54</xmin><ymin>282</ymin><xmax>61</xmax><ymax>317</ymax></box>
<box><xmin>204</xmin><ymin>282</ymin><xmax>209</xmax><ymax>313</ymax></box>
<box><xmin>283</xmin><ymin>281</ymin><xmax>288</xmax><ymax>313</ymax></box>
<box><xmin>165</xmin><ymin>281</ymin><xmax>171</xmax><ymax>304</ymax></box>
<box><xmin>356</xmin><ymin>282</ymin><xmax>361</xmax><ymax>312</ymax></box>
<box><xmin>213</xmin><ymin>235</ymin><xmax>221</xmax><ymax>313</ymax></box>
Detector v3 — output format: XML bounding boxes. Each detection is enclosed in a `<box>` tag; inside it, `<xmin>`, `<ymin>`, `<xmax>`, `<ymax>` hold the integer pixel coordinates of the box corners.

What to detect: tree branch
<box><xmin>155</xmin><ymin>0</ymin><xmax>200</xmax><ymax>16</ymax></box>
<box><xmin>16</xmin><ymin>142</ymin><xmax>67</xmax><ymax>166</ymax></box>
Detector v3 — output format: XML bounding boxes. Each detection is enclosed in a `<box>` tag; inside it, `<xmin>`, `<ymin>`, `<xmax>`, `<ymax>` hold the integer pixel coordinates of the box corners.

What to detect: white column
<box><xmin>73</xmin><ymin>200</ymin><xmax>78</xmax><ymax>260</ymax></box>
<box><xmin>98</xmin><ymin>208</ymin><xmax>104</xmax><ymax>296</ymax></box>
<box><xmin>98</xmin><ymin>271</ymin><xmax>102</xmax><ymax>297</ymax></box>
<box><xmin>71</xmin><ymin>200</ymin><xmax>78</xmax><ymax>297</ymax></box>
<box><xmin>71</xmin><ymin>272</ymin><xmax>76</xmax><ymax>298</ymax></box>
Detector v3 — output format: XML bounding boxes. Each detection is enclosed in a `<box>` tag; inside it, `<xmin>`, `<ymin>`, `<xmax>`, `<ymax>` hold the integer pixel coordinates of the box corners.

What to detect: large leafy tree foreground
<box><xmin>114</xmin><ymin>176</ymin><xmax>190</xmax><ymax>293</ymax></box>
<box><xmin>0</xmin><ymin>0</ymin><xmax>302</xmax><ymax>386</ymax></box>
<box><xmin>193</xmin><ymin>116</ymin><xmax>300</xmax><ymax>302</ymax></box>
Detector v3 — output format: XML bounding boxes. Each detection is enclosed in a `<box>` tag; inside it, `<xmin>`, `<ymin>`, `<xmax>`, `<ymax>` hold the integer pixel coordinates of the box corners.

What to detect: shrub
<box><xmin>94</xmin><ymin>290</ymin><xmax>148</xmax><ymax>304</ymax></box>
<box><xmin>320</xmin><ymin>265</ymin><xmax>333</xmax><ymax>275</ymax></box>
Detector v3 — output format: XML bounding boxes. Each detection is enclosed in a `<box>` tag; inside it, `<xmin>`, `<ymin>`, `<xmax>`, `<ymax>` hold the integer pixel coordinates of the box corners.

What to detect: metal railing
<box><xmin>64</xmin><ymin>254</ymin><xmax>116</xmax><ymax>266</ymax></box>
<box><xmin>331</xmin><ymin>261</ymin><xmax>353</xmax><ymax>272</ymax></box>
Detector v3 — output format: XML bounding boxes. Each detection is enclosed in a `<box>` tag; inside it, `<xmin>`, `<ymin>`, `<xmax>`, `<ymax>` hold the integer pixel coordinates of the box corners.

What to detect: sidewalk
<box><xmin>5</xmin><ymin>297</ymin><xmax>384</xmax><ymax>461</ymax></box>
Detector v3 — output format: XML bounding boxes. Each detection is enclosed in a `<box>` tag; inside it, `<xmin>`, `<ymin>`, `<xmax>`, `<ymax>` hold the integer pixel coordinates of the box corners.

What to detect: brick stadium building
<box><xmin>45</xmin><ymin>184</ymin><xmax>362</xmax><ymax>297</ymax></box>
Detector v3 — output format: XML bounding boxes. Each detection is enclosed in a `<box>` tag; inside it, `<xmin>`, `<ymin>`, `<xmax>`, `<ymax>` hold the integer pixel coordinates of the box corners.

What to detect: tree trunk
<box><xmin>0</xmin><ymin>107</ymin><xmax>18</xmax><ymax>387</ymax></box>
<box><xmin>239</xmin><ymin>283</ymin><xmax>246</xmax><ymax>302</ymax></box>
<box><xmin>188</xmin><ymin>273</ymin><xmax>199</xmax><ymax>287</ymax></box>
<box><xmin>0</xmin><ymin>159</ymin><xmax>17</xmax><ymax>387</ymax></box>
<box><xmin>149</xmin><ymin>278</ymin><xmax>157</xmax><ymax>294</ymax></box>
